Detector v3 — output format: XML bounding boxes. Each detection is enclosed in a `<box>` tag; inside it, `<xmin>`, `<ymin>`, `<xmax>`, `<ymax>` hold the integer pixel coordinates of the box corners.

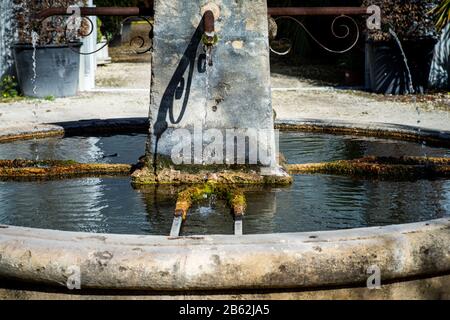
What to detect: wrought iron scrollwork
<box><xmin>269</xmin><ymin>15</ymin><xmax>360</xmax><ymax>56</ymax></box>
<box><xmin>121</xmin><ymin>16</ymin><xmax>154</xmax><ymax>55</ymax></box>
<box><xmin>38</xmin><ymin>14</ymin><xmax>154</xmax><ymax>56</ymax></box>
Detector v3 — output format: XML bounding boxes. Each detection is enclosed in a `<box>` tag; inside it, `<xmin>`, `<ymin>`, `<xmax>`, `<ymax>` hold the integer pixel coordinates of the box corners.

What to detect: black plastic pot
<box><xmin>365</xmin><ymin>38</ymin><xmax>437</xmax><ymax>95</ymax></box>
<box><xmin>13</xmin><ymin>42</ymin><xmax>82</xmax><ymax>98</ymax></box>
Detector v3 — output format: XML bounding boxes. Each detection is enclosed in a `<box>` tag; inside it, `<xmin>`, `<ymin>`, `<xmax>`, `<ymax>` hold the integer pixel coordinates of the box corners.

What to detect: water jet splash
<box><xmin>388</xmin><ymin>28</ymin><xmax>414</xmax><ymax>94</ymax></box>
<box><xmin>389</xmin><ymin>28</ymin><xmax>427</xmax><ymax>155</ymax></box>
<box><xmin>30</xmin><ymin>30</ymin><xmax>40</xmax><ymax>161</ymax></box>
<box><xmin>31</xmin><ymin>30</ymin><xmax>39</xmax><ymax>95</ymax></box>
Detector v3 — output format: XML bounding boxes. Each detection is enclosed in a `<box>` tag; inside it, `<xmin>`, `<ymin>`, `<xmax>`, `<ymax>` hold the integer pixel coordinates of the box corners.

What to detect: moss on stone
<box><xmin>227</xmin><ymin>189</ymin><xmax>246</xmax><ymax>217</ymax></box>
<box><xmin>287</xmin><ymin>156</ymin><xmax>450</xmax><ymax>180</ymax></box>
<box><xmin>135</xmin><ymin>152</ymin><xmax>293</xmax><ymax>186</ymax></box>
<box><xmin>174</xmin><ymin>182</ymin><xmax>247</xmax><ymax>219</ymax></box>
<box><xmin>0</xmin><ymin>159</ymin><xmax>132</xmax><ymax>180</ymax></box>
<box><xmin>131</xmin><ymin>165</ymin><xmax>293</xmax><ymax>186</ymax></box>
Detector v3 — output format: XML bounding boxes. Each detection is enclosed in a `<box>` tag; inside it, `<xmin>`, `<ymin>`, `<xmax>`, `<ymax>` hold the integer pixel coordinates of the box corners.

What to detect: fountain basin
<box><xmin>1</xmin><ymin>219</ymin><xmax>450</xmax><ymax>299</ymax></box>
<box><xmin>0</xmin><ymin>118</ymin><xmax>449</xmax><ymax>299</ymax></box>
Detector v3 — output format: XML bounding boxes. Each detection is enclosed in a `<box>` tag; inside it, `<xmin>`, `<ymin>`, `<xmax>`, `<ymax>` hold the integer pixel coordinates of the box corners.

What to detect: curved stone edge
<box><xmin>2</xmin><ymin>274</ymin><xmax>450</xmax><ymax>299</ymax></box>
<box><xmin>1</xmin><ymin>218</ymin><xmax>450</xmax><ymax>292</ymax></box>
<box><xmin>275</xmin><ymin>119</ymin><xmax>450</xmax><ymax>147</ymax></box>
<box><xmin>0</xmin><ymin>118</ymin><xmax>149</xmax><ymax>143</ymax></box>
<box><xmin>1</xmin><ymin>117</ymin><xmax>449</xmax><ymax>297</ymax></box>
<box><xmin>1</xmin><ymin>117</ymin><xmax>449</xmax><ymax>147</ymax></box>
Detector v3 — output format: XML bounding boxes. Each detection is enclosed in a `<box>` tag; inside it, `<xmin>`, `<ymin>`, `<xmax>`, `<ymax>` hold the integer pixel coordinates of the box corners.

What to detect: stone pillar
<box><xmin>148</xmin><ymin>0</ymin><xmax>277</xmax><ymax>169</ymax></box>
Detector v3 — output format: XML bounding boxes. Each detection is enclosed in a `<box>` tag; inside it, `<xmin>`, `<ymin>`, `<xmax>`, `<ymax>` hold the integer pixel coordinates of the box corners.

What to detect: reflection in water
<box><xmin>0</xmin><ymin>178</ymin><xmax>106</xmax><ymax>232</ymax></box>
<box><xmin>0</xmin><ymin>179</ymin><xmax>165</xmax><ymax>234</ymax></box>
<box><xmin>0</xmin><ymin>132</ymin><xmax>448</xmax><ymax>235</ymax></box>
<box><xmin>0</xmin><ymin>176</ymin><xmax>448</xmax><ymax>235</ymax></box>
<box><xmin>0</xmin><ymin>134</ymin><xmax>148</xmax><ymax>164</ymax></box>
<box><xmin>442</xmin><ymin>181</ymin><xmax>450</xmax><ymax>213</ymax></box>
<box><xmin>280</xmin><ymin>132</ymin><xmax>450</xmax><ymax>164</ymax></box>
<box><xmin>244</xmin><ymin>176</ymin><xmax>450</xmax><ymax>234</ymax></box>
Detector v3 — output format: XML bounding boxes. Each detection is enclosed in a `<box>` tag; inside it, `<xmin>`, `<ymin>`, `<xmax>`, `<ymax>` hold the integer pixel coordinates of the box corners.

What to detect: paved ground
<box><xmin>0</xmin><ymin>60</ymin><xmax>449</xmax><ymax>135</ymax></box>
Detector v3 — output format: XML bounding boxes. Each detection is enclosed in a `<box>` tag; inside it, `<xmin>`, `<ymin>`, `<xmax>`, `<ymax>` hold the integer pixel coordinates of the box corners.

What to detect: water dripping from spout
<box><xmin>203</xmin><ymin>47</ymin><xmax>213</xmax><ymax>166</ymax></box>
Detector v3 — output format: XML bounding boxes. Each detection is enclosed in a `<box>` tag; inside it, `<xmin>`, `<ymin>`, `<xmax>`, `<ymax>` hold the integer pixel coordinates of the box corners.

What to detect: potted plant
<box><xmin>13</xmin><ymin>0</ymin><xmax>87</xmax><ymax>98</ymax></box>
<box><xmin>363</xmin><ymin>0</ymin><xmax>440</xmax><ymax>95</ymax></box>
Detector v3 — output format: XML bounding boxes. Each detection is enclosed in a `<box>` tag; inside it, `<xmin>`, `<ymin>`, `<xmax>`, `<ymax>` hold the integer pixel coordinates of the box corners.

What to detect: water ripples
<box><xmin>0</xmin><ymin>132</ymin><xmax>448</xmax><ymax>234</ymax></box>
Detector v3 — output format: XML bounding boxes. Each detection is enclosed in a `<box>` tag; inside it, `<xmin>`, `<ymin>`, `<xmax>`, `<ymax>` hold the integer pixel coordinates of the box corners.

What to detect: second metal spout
<box><xmin>202</xmin><ymin>10</ymin><xmax>217</xmax><ymax>66</ymax></box>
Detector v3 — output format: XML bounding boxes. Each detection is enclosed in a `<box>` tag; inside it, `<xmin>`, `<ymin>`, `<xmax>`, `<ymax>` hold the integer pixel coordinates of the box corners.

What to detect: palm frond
<box><xmin>430</xmin><ymin>0</ymin><xmax>450</xmax><ymax>31</ymax></box>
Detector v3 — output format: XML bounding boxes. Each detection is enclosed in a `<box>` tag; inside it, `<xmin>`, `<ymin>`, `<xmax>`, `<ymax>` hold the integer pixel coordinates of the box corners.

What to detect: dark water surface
<box><xmin>0</xmin><ymin>133</ymin><xmax>449</xmax><ymax>235</ymax></box>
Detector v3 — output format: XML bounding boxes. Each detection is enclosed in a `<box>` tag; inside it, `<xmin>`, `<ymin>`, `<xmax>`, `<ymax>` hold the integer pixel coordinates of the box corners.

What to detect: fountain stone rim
<box><xmin>0</xmin><ymin>218</ymin><xmax>450</xmax><ymax>293</ymax></box>
<box><xmin>0</xmin><ymin>117</ymin><xmax>449</xmax><ymax>297</ymax></box>
<box><xmin>1</xmin><ymin>117</ymin><xmax>449</xmax><ymax>146</ymax></box>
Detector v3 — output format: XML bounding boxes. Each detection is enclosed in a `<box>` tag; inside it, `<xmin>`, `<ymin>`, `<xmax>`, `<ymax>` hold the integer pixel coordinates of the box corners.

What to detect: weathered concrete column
<box><xmin>147</xmin><ymin>0</ymin><xmax>279</xmax><ymax>171</ymax></box>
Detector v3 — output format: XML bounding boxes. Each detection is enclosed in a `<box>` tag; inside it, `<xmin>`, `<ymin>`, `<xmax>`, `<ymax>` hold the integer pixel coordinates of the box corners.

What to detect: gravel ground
<box><xmin>0</xmin><ymin>59</ymin><xmax>448</xmax><ymax>134</ymax></box>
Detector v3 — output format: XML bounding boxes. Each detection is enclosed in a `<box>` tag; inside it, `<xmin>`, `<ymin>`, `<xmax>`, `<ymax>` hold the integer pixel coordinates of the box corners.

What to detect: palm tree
<box><xmin>431</xmin><ymin>0</ymin><xmax>450</xmax><ymax>31</ymax></box>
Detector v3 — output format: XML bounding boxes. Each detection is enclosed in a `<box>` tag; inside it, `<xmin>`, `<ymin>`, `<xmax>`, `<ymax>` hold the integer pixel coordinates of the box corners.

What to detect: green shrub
<box><xmin>97</xmin><ymin>18</ymin><xmax>104</xmax><ymax>43</ymax></box>
<box><xmin>0</xmin><ymin>76</ymin><xmax>19</xmax><ymax>99</ymax></box>
<box><xmin>363</xmin><ymin>0</ymin><xmax>439</xmax><ymax>41</ymax></box>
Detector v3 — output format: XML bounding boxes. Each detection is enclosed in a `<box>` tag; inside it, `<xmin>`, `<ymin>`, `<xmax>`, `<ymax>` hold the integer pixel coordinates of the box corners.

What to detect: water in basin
<box><xmin>0</xmin><ymin>132</ymin><xmax>449</xmax><ymax>235</ymax></box>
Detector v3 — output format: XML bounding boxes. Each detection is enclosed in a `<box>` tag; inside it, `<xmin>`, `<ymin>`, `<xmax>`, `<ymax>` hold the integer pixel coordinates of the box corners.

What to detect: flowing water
<box><xmin>30</xmin><ymin>31</ymin><xmax>39</xmax><ymax>95</ymax></box>
<box><xmin>0</xmin><ymin>0</ymin><xmax>17</xmax><ymax>78</ymax></box>
<box><xmin>30</xmin><ymin>31</ymin><xmax>41</xmax><ymax>160</ymax></box>
<box><xmin>0</xmin><ymin>132</ymin><xmax>449</xmax><ymax>235</ymax></box>
<box><xmin>389</xmin><ymin>28</ymin><xmax>428</xmax><ymax>153</ymax></box>
<box><xmin>389</xmin><ymin>28</ymin><xmax>415</xmax><ymax>94</ymax></box>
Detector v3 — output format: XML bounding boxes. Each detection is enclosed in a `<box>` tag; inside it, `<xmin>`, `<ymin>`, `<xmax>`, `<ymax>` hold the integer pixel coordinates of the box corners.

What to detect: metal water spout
<box><xmin>202</xmin><ymin>10</ymin><xmax>217</xmax><ymax>67</ymax></box>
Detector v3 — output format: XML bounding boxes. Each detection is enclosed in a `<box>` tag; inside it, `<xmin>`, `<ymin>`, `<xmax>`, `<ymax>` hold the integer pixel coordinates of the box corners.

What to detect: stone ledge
<box><xmin>0</xmin><ymin>218</ymin><xmax>449</xmax><ymax>293</ymax></box>
<box><xmin>276</xmin><ymin>119</ymin><xmax>450</xmax><ymax>148</ymax></box>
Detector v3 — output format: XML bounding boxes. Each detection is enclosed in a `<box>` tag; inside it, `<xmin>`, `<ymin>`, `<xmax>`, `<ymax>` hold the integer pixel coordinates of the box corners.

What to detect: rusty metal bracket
<box><xmin>267</xmin><ymin>7</ymin><xmax>369</xmax><ymax>16</ymax></box>
<box><xmin>36</xmin><ymin>7</ymin><xmax>154</xmax><ymax>20</ymax></box>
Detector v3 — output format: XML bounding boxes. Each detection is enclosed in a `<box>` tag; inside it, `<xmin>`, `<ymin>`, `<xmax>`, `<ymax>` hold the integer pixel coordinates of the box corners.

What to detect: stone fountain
<box><xmin>3</xmin><ymin>1</ymin><xmax>449</xmax><ymax>301</ymax></box>
<box><xmin>33</xmin><ymin>1</ymin><xmax>380</xmax><ymax>187</ymax></box>
<box><xmin>134</xmin><ymin>0</ymin><xmax>288</xmax><ymax>185</ymax></box>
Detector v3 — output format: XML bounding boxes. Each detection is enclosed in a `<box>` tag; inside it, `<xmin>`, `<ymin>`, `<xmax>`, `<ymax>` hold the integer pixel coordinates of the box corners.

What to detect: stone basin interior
<box><xmin>0</xmin><ymin>131</ymin><xmax>449</xmax><ymax>236</ymax></box>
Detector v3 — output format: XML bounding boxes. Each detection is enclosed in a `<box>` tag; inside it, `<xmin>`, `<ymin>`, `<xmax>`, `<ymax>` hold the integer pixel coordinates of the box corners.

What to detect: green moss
<box><xmin>227</xmin><ymin>188</ymin><xmax>246</xmax><ymax>216</ymax></box>
<box><xmin>131</xmin><ymin>164</ymin><xmax>293</xmax><ymax>186</ymax></box>
<box><xmin>287</xmin><ymin>156</ymin><xmax>450</xmax><ymax>180</ymax></box>
<box><xmin>174</xmin><ymin>182</ymin><xmax>248</xmax><ymax>218</ymax></box>
<box><xmin>0</xmin><ymin>159</ymin><xmax>131</xmax><ymax>180</ymax></box>
<box><xmin>178</xmin><ymin>184</ymin><xmax>214</xmax><ymax>204</ymax></box>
